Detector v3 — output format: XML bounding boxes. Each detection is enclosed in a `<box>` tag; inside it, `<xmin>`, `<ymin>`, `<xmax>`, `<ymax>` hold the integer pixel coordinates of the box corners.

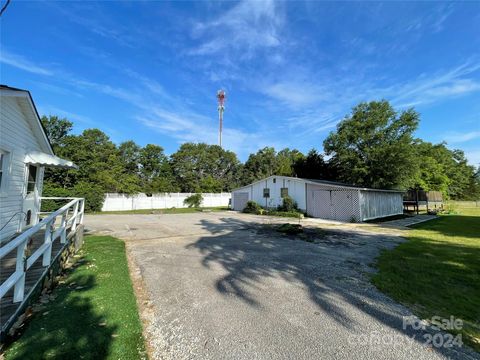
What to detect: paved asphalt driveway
<box><xmin>85</xmin><ymin>212</ymin><xmax>479</xmax><ymax>360</ymax></box>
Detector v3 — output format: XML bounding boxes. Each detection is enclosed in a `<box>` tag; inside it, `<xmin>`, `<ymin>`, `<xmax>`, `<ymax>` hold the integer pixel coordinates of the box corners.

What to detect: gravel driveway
<box><xmin>85</xmin><ymin>212</ymin><xmax>479</xmax><ymax>360</ymax></box>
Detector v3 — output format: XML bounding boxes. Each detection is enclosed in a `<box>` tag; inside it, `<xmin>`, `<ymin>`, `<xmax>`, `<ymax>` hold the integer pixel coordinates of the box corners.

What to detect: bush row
<box><xmin>242</xmin><ymin>197</ymin><xmax>305</xmax><ymax>219</ymax></box>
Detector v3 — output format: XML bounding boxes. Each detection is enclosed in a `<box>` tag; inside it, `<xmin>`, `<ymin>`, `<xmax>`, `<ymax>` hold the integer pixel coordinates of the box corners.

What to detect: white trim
<box><xmin>0</xmin><ymin>148</ymin><xmax>13</xmax><ymax>197</ymax></box>
<box><xmin>358</xmin><ymin>189</ymin><xmax>363</xmax><ymax>221</ymax></box>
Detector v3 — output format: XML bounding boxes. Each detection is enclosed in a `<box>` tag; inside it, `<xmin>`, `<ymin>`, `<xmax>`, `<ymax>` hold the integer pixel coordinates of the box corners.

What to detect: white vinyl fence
<box><xmin>102</xmin><ymin>193</ymin><xmax>231</xmax><ymax>212</ymax></box>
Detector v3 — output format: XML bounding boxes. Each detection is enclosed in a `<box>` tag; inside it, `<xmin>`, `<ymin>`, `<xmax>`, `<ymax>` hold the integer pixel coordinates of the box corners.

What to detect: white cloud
<box><xmin>391</xmin><ymin>61</ymin><xmax>480</xmax><ymax>107</ymax></box>
<box><xmin>397</xmin><ymin>3</ymin><xmax>455</xmax><ymax>35</ymax></box>
<box><xmin>0</xmin><ymin>50</ymin><xmax>53</xmax><ymax>76</ymax></box>
<box><xmin>261</xmin><ymin>81</ymin><xmax>330</xmax><ymax>108</ymax></box>
<box><xmin>31</xmin><ymin>81</ymin><xmax>84</xmax><ymax>98</ymax></box>
<box><xmin>38</xmin><ymin>106</ymin><xmax>94</xmax><ymax>125</ymax></box>
<box><xmin>138</xmin><ymin>108</ymin><xmax>286</xmax><ymax>158</ymax></box>
<box><xmin>430</xmin><ymin>4</ymin><xmax>455</xmax><ymax>33</ymax></box>
<box><xmin>443</xmin><ymin>131</ymin><xmax>480</xmax><ymax>144</ymax></box>
<box><xmin>47</xmin><ymin>2</ymin><xmax>137</xmax><ymax>48</ymax></box>
<box><xmin>189</xmin><ymin>0</ymin><xmax>282</xmax><ymax>57</ymax></box>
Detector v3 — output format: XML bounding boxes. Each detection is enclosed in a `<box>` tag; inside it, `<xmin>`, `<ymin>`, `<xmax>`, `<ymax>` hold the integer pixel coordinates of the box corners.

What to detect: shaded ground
<box><xmin>86</xmin><ymin>212</ymin><xmax>480</xmax><ymax>360</ymax></box>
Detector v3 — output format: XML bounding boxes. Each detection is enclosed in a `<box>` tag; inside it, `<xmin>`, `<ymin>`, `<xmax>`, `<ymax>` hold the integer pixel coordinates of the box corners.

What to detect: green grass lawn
<box><xmin>4</xmin><ymin>236</ymin><xmax>146</xmax><ymax>360</ymax></box>
<box><xmin>94</xmin><ymin>206</ymin><xmax>229</xmax><ymax>215</ymax></box>
<box><xmin>372</xmin><ymin>205</ymin><xmax>480</xmax><ymax>352</ymax></box>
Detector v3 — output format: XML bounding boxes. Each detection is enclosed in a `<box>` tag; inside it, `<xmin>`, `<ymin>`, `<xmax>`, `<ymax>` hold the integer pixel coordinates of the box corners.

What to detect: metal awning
<box><xmin>25</xmin><ymin>151</ymin><xmax>78</xmax><ymax>169</ymax></box>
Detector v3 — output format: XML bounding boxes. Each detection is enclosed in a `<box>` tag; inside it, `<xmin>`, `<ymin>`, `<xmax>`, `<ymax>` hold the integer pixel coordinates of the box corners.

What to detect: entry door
<box><xmin>22</xmin><ymin>165</ymin><xmax>40</xmax><ymax>228</ymax></box>
<box><xmin>331</xmin><ymin>191</ymin><xmax>354</xmax><ymax>221</ymax></box>
<box><xmin>311</xmin><ymin>190</ymin><xmax>332</xmax><ymax>219</ymax></box>
<box><xmin>233</xmin><ymin>192</ymin><xmax>249</xmax><ymax>211</ymax></box>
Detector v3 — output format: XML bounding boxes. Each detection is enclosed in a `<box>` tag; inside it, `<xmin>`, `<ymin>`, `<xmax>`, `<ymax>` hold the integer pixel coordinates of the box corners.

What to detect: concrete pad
<box><xmin>382</xmin><ymin>215</ymin><xmax>438</xmax><ymax>228</ymax></box>
<box><xmin>85</xmin><ymin>212</ymin><xmax>479</xmax><ymax>360</ymax></box>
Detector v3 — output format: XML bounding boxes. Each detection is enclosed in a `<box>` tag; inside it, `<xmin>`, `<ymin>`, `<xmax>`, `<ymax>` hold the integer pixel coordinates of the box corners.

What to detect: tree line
<box><xmin>42</xmin><ymin>100</ymin><xmax>480</xmax><ymax>211</ymax></box>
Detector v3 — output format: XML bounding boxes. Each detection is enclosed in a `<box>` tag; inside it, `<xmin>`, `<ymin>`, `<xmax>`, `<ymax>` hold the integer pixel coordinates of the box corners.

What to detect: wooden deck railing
<box><xmin>0</xmin><ymin>197</ymin><xmax>84</xmax><ymax>303</ymax></box>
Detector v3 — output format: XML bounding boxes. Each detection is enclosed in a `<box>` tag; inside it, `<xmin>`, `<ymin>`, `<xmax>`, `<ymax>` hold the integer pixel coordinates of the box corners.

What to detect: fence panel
<box><xmin>101</xmin><ymin>193</ymin><xmax>231</xmax><ymax>211</ymax></box>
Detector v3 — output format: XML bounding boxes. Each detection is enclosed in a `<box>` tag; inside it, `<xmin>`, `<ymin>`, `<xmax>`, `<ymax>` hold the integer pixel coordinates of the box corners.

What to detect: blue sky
<box><xmin>1</xmin><ymin>1</ymin><xmax>479</xmax><ymax>164</ymax></box>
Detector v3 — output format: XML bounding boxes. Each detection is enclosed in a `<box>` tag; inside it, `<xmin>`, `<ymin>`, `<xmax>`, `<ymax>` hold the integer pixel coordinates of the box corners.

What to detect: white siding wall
<box><xmin>232</xmin><ymin>176</ymin><xmax>404</xmax><ymax>222</ymax></box>
<box><xmin>232</xmin><ymin>176</ymin><xmax>307</xmax><ymax>211</ymax></box>
<box><xmin>101</xmin><ymin>193</ymin><xmax>231</xmax><ymax>211</ymax></box>
<box><xmin>359</xmin><ymin>191</ymin><xmax>403</xmax><ymax>221</ymax></box>
<box><xmin>0</xmin><ymin>97</ymin><xmax>44</xmax><ymax>241</ymax></box>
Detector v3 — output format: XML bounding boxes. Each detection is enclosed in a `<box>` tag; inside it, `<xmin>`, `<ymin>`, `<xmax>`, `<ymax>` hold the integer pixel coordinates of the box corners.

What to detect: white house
<box><xmin>0</xmin><ymin>85</ymin><xmax>77</xmax><ymax>242</ymax></box>
<box><xmin>231</xmin><ymin>175</ymin><xmax>404</xmax><ymax>222</ymax></box>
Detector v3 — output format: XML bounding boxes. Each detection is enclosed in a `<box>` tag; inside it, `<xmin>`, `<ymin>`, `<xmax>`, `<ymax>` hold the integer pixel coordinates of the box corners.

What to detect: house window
<box><xmin>26</xmin><ymin>165</ymin><xmax>38</xmax><ymax>194</ymax></box>
<box><xmin>263</xmin><ymin>188</ymin><xmax>270</xmax><ymax>198</ymax></box>
<box><xmin>0</xmin><ymin>150</ymin><xmax>10</xmax><ymax>191</ymax></box>
<box><xmin>281</xmin><ymin>187</ymin><xmax>288</xmax><ymax>198</ymax></box>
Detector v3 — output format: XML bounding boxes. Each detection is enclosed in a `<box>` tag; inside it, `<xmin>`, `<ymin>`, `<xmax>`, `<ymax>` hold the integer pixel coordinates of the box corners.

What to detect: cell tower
<box><xmin>217</xmin><ymin>89</ymin><xmax>226</xmax><ymax>147</ymax></box>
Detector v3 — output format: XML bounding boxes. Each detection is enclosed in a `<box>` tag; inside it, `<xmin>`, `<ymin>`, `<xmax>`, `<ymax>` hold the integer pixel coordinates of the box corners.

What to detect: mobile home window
<box><xmin>27</xmin><ymin>165</ymin><xmax>38</xmax><ymax>194</ymax></box>
<box><xmin>263</xmin><ymin>188</ymin><xmax>270</xmax><ymax>198</ymax></box>
<box><xmin>281</xmin><ymin>187</ymin><xmax>288</xmax><ymax>198</ymax></box>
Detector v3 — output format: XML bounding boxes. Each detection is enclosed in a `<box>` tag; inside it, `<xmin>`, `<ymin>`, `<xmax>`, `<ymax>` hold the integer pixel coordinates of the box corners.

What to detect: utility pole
<box><xmin>217</xmin><ymin>90</ymin><xmax>226</xmax><ymax>147</ymax></box>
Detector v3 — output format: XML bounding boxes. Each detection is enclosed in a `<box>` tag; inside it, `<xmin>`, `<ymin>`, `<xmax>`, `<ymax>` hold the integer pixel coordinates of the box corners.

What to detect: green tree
<box><xmin>411</xmin><ymin>141</ymin><xmax>479</xmax><ymax>199</ymax></box>
<box><xmin>170</xmin><ymin>143</ymin><xmax>241</xmax><ymax>192</ymax></box>
<box><xmin>118</xmin><ymin>140</ymin><xmax>141</xmax><ymax>175</ymax></box>
<box><xmin>183</xmin><ymin>193</ymin><xmax>203</xmax><ymax>208</ymax></box>
<box><xmin>57</xmin><ymin>129</ymin><xmax>121</xmax><ymax>190</ymax></box>
<box><xmin>276</xmin><ymin>148</ymin><xmax>305</xmax><ymax>176</ymax></box>
<box><xmin>324</xmin><ymin>100</ymin><xmax>419</xmax><ymax>189</ymax></box>
<box><xmin>461</xmin><ymin>166</ymin><xmax>480</xmax><ymax>200</ymax></box>
<box><xmin>410</xmin><ymin>141</ymin><xmax>451</xmax><ymax>194</ymax></box>
<box><xmin>146</xmin><ymin>176</ymin><xmax>179</xmax><ymax>193</ymax></box>
<box><xmin>139</xmin><ymin>144</ymin><xmax>168</xmax><ymax>180</ymax></box>
<box><xmin>40</xmin><ymin>115</ymin><xmax>73</xmax><ymax>149</ymax></box>
<box><xmin>293</xmin><ymin>149</ymin><xmax>335</xmax><ymax>180</ymax></box>
<box><xmin>447</xmin><ymin>149</ymin><xmax>476</xmax><ymax>199</ymax></box>
<box><xmin>242</xmin><ymin>147</ymin><xmax>278</xmax><ymax>184</ymax></box>
<box><xmin>44</xmin><ymin>128</ymin><xmax>141</xmax><ymax>210</ymax></box>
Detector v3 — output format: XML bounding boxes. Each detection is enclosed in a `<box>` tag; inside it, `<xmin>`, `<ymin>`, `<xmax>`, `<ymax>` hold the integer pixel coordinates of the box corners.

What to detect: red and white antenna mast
<box><xmin>217</xmin><ymin>89</ymin><xmax>226</xmax><ymax>147</ymax></box>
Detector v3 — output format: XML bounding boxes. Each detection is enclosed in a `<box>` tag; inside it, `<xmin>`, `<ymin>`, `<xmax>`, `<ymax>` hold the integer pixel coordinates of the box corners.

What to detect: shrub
<box><xmin>41</xmin><ymin>183</ymin><xmax>73</xmax><ymax>212</ymax></box>
<box><xmin>267</xmin><ymin>210</ymin><xmax>304</xmax><ymax>219</ymax></box>
<box><xmin>41</xmin><ymin>181</ymin><xmax>105</xmax><ymax>212</ymax></box>
<box><xmin>278</xmin><ymin>196</ymin><xmax>298</xmax><ymax>212</ymax></box>
<box><xmin>73</xmin><ymin>181</ymin><xmax>105</xmax><ymax>212</ymax></box>
<box><xmin>184</xmin><ymin>193</ymin><xmax>203</xmax><ymax>208</ymax></box>
<box><xmin>243</xmin><ymin>201</ymin><xmax>262</xmax><ymax>214</ymax></box>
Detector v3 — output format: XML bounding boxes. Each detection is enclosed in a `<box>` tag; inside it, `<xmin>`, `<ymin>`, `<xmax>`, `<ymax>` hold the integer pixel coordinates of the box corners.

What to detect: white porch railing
<box><xmin>0</xmin><ymin>197</ymin><xmax>85</xmax><ymax>303</ymax></box>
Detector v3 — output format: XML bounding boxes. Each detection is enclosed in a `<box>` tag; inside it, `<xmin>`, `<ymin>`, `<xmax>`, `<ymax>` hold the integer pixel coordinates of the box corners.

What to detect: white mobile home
<box><xmin>0</xmin><ymin>85</ymin><xmax>77</xmax><ymax>242</ymax></box>
<box><xmin>232</xmin><ymin>175</ymin><xmax>404</xmax><ymax>222</ymax></box>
